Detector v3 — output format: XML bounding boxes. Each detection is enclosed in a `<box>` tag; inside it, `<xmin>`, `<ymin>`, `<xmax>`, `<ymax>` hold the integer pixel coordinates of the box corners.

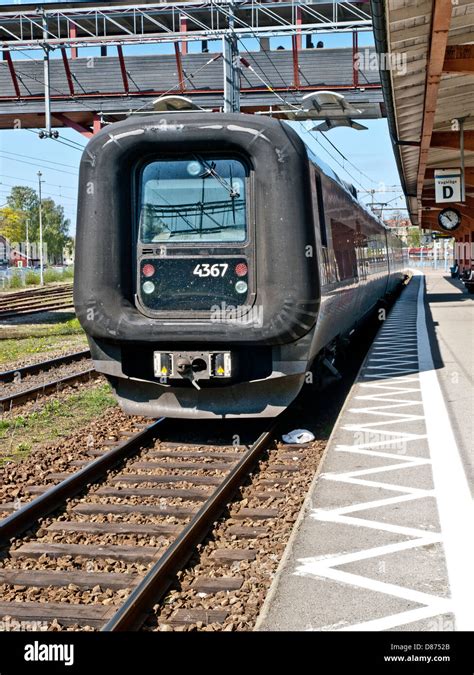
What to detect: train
<box><xmin>74</xmin><ymin>112</ymin><xmax>407</xmax><ymax>418</ymax></box>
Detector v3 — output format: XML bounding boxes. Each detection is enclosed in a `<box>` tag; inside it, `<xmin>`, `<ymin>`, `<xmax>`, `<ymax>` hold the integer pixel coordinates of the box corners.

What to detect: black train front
<box><xmin>74</xmin><ymin>112</ymin><xmax>405</xmax><ymax>418</ymax></box>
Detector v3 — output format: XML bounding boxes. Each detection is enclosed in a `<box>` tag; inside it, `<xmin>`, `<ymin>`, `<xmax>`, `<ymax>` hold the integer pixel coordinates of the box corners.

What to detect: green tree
<box><xmin>7</xmin><ymin>185</ymin><xmax>38</xmax><ymax>214</ymax></box>
<box><xmin>41</xmin><ymin>198</ymin><xmax>71</xmax><ymax>263</ymax></box>
<box><xmin>3</xmin><ymin>185</ymin><xmax>70</xmax><ymax>264</ymax></box>
<box><xmin>0</xmin><ymin>205</ymin><xmax>25</xmax><ymax>243</ymax></box>
<box><xmin>6</xmin><ymin>186</ymin><xmax>39</xmax><ymax>246</ymax></box>
<box><xmin>407</xmin><ymin>226</ymin><xmax>421</xmax><ymax>247</ymax></box>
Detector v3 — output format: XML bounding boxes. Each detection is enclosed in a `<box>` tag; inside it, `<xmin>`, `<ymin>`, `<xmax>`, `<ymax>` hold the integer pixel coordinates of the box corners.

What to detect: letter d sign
<box><xmin>435</xmin><ymin>169</ymin><xmax>462</xmax><ymax>203</ymax></box>
<box><xmin>442</xmin><ymin>185</ymin><xmax>454</xmax><ymax>200</ymax></box>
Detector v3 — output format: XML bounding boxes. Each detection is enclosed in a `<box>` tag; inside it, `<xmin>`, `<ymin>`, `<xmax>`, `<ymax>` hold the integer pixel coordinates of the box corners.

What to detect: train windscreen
<box><xmin>138</xmin><ymin>156</ymin><xmax>247</xmax><ymax>243</ymax></box>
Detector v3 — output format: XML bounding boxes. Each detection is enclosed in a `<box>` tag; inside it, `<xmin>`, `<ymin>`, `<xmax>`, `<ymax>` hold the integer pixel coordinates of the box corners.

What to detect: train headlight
<box><xmin>142</xmin><ymin>281</ymin><xmax>155</xmax><ymax>294</ymax></box>
<box><xmin>187</xmin><ymin>161</ymin><xmax>201</xmax><ymax>176</ymax></box>
<box><xmin>235</xmin><ymin>280</ymin><xmax>247</xmax><ymax>294</ymax></box>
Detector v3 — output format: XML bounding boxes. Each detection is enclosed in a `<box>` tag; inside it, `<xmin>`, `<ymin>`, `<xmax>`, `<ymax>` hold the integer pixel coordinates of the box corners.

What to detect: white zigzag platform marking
<box><xmin>368</xmin><ymin>357</ymin><xmax>418</xmax><ymax>363</ymax></box>
<box><xmin>348</xmin><ymin>401</ymin><xmax>423</xmax><ymax>411</ymax></box>
<box><xmin>294</xmin><ymin>279</ymin><xmax>451</xmax><ymax>631</ymax></box>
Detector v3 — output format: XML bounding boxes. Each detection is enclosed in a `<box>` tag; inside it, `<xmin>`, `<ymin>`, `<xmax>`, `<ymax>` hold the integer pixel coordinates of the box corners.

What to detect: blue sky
<box><xmin>0</xmin><ymin>27</ymin><xmax>406</xmax><ymax>235</ymax></box>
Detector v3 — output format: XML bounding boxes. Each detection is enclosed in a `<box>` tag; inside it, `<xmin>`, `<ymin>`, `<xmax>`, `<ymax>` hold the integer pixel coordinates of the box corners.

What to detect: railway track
<box><xmin>0</xmin><ymin>350</ymin><xmax>94</xmax><ymax>410</ymax></box>
<box><xmin>0</xmin><ymin>284</ymin><xmax>74</xmax><ymax>319</ymax></box>
<box><xmin>0</xmin><ymin>417</ymin><xmax>281</xmax><ymax>631</ymax></box>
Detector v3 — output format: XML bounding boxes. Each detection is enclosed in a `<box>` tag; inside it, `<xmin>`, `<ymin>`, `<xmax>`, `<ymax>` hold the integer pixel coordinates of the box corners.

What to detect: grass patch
<box><xmin>0</xmin><ymin>383</ymin><xmax>117</xmax><ymax>464</ymax></box>
<box><xmin>61</xmin><ymin>268</ymin><xmax>74</xmax><ymax>280</ymax></box>
<box><xmin>0</xmin><ymin>267</ymin><xmax>74</xmax><ymax>290</ymax></box>
<box><xmin>9</xmin><ymin>272</ymin><xmax>23</xmax><ymax>289</ymax></box>
<box><xmin>25</xmin><ymin>270</ymin><xmax>41</xmax><ymax>285</ymax></box>
<box><xmin>0</xmin><ymin>318</ymin><xmax>87</xmax><ymax>364</ymax></box>
<box><xmin>43</xmin><ymin>269</ymin><xmax>62</xmax><ymax>283</ymax></box>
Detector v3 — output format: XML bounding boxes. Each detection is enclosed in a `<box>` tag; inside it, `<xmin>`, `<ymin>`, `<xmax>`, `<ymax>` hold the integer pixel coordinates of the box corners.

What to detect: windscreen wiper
<box><xmin>193</xmin><ymin>154</ymin><xmax>240</xmax><ymax>198</ymax></box>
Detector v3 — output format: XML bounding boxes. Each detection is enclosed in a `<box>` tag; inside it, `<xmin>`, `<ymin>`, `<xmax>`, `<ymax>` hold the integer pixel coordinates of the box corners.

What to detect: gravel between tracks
<box><xmin>0</xmin><ymin>407</ymin><xmax>329</xmax><ymax>632</ymax></box>
<box><xmin>148</xmin><ymin>439</ymin><xmax>326</xmax><ymax>632</ymax></box>
<box><xmin>0</xmin><ymin>407</ymin><xmax>148</xmax><ymax>504</ymax></box>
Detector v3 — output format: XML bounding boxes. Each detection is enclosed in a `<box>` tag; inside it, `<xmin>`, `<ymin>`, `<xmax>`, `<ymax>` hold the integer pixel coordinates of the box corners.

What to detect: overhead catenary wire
<box><xmin>0</xmin><ymin>152</ymin><xmax>78</xmax><ymax>176</ymax></box>
<box><xmin>1</xmin><ymin>48</ymin><xmax>105</xmax><ymax>118</ymax></box>
<box><xmin>302</xmin><ymin>126</ymin><xmax>373</xmax><ymax>193</ymax></box>
<box><xmin>25</xmin><ymin>128</ymin><xmax>85</xmax><ymax>153</ymax></box>
<box><xmin>316</xmin><ymin>129</ymin><xmax>382</xmax><ymax>187</ymax></box>
<box><xmin>239</xmin><ymin>37</ymin><xmax>299</xmax><ymax>98</ymax></box>
<box><xmin>126</xmin><ymin>52</ymin><xmax>225</xmax><ymax>116</ymax></box>
<box><xmin>1</xmin><ymin>38</ymin><xmax>399</xmax><ymax>216</ymax></box>
<box><xmin>234</xmin><ymin>38</ymin><xmax>390</xmax><ymax>195</ymax></box>
<box><xmin>0</xmin><ymin>177</ymin><xmax>77</xmax><ymax>202</ymax></box>
<box><xmin>0</xmin><ymin>149</ymin><xmax>78</xmax><ymax>171</ymax></box>
<box><xmin>234</xmin><ymin>32</ymin><xmax>405</xmax><ymax>197</ymax></box>
<box><xmin>0</xmin><ymin>173</ymin><xmax>76</xmax><ymax>191</ymax></box>
<box><xmin>234</xmin><ymin>50</ymin><xmax>375</xmax><ymax>193</ymax></box>
<box><xmin>237</xmin><ymin>38</ymin><xmax>302</xmax><ymax>111</ymax></box>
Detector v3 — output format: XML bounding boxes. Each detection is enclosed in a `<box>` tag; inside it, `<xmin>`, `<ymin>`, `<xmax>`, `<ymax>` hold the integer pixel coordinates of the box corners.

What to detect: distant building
<box><xmin>0</xmin><ymin>235</ymin><xmax>9</xmax><ymax>265</ymax></box>
<box><xmin>0</xmin><ymin>235</ymin><xmax>28</xmax><ymax>267</ymax></box>
<box><xmin>384</xmin><ymin>216</ymin><xmax>411</xmax><ymax>244</ymax></box>
<box><xmin>63</xmin><ymin>240</ymin><xmax>75</xmax><ymax>266</ymax></box>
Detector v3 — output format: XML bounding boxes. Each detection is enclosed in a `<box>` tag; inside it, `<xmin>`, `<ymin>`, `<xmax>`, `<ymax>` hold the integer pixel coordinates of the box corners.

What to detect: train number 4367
<box><xmin>193</xmin><ymin>263</ymin><xmax>228</xmax><ymax>278</ymax></box>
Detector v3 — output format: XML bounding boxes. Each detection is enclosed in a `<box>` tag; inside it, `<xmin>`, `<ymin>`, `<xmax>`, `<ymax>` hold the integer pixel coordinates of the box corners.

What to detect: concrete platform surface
<box><xmin>256</xmin><ymin>272</ymin><xmax>474</xmax><ymax>632</ymax></box>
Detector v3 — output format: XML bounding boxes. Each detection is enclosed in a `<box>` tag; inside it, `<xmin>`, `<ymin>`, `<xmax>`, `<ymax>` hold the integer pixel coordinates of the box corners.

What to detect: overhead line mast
<box><xmin>223</xmin><ymin>1</ymin><xmax>241</xmax><ymax>113</ymax></box>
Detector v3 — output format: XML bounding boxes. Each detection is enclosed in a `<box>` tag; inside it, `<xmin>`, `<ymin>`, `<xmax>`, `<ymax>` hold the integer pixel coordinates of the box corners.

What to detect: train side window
<box><xmin>331</xmin><ymin>219</ymin><xmax>357</xmax><ymax>280</ymax></box>
<box><xmin>315</xmin><ymin>175</ymin><xmax>328</xmax><ymax>247</ymax></box>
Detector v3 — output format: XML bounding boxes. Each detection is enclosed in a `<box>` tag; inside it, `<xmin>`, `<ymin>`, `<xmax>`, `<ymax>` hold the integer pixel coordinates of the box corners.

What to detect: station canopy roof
<box><xmin>371</xmin><ymin>0</ymin><xmax>474</xmax><ymax>238</ymax></box>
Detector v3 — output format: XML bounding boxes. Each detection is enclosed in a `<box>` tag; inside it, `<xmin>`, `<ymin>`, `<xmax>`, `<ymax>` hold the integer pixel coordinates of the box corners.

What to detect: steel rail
<box><xmin>103</xmin><ymin>422</ymin><xmax>278</xmax><ymax>631</ymax></box>
<box><xmin>0</xmin><ymin>293</ymin><xmax>73</xmax><ymax>310</ymax></box>
<box><xmin>0</xmin><ymin>295</ymin><xmax>73</xmax><ymax>309</ymax></box>
<box><xmin>0</xmin><ymin>301</ymin><xmax>75</xmax><ymax>319</ymax></box>
<box><xmin>0</xmin><ymin>367</ymin><xmax>98</xmax><ymax>410</ymax></box>
<box><xmin>0</xmin><ymin>418</ymin><xmax>166</xmax><ymax>544</ymax></box>
<box><xmin>0</xmin><ymin>285</ymin><xmax>73</xmax><ymax>303</ymax></box>
<box><xmin>0</xmin><ymin>350</ymin><xmax>91</xmax><ymax>384</ymax></box>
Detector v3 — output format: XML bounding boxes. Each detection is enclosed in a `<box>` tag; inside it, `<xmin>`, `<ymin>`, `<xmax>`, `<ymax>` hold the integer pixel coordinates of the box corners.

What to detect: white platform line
<box><xmin>336</xmin><ymin>604</ymin><xmax>452</xmax><ymax>632</ymax></box>
<box><xmin>328</xmin><ymin>491</ymin><xmax>435</xmax><ymax>515</ymax></box>
<box><xmin>350</xmin><ymin>401</ymin><xmax>423</xmax><ymax>411</ymax></box>
<box><xmin>347</xmin><ymin>409</ymin><xmax>424</xmax><ymax>419</ymax></box>
<box><xmin>416</xmin><ymin>274</ymin><xmax>474</xmax><ymax>631</ymax></box>
<box><xmin>335</xmin><ymin>446</ymin><xmax>429</xmax><ymax>462</ymax></box>
<box><xmin>322</xmin><ymin>475</ymin><xmax>431</xmax><ymax>494</ymax></box>
<box><xmin>312</xmin><ymin>512</ymin><xmax>437</xmax><ymax>539</ymax></box>
<box><xmin>296</xmin><ymin>563</ymin><xmax>447</xmax><ymax>608</ymax></box>
<box><xmin>334</xmin><ymin>436</ymin><xmax>428</xmax><ymax>451</ymax></box>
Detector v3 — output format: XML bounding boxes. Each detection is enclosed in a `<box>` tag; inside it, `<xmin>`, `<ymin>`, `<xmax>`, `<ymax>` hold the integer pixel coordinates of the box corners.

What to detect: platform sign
<box><xmin>435</xmin><ymin>168</ymin><xmax>462</xmax><ymax>203</ymax></box>
<box><xmin>431</xmin><ymin>232</ymin><xmax>453</xmax><ymax>240</ymax></box>
<box><xmin>421</xmin><ymin>233</ymin><xmax>433</xmax><ymax>245</ymax></box>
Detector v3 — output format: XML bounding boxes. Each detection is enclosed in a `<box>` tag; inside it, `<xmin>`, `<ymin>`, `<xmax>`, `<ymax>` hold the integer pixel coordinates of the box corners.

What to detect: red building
<box><xmin>0</xmin><ymin>235</ymin><xmax>28</xmax><ymax>267</ymax></box>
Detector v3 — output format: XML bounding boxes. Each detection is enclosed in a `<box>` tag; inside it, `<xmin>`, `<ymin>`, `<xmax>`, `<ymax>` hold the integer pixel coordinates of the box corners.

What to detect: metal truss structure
<box><xmin>0</xmin><ymin>1</ymin><xmax>372</xmax><ymax>50</ymax></box>
<box><xmin>0</xmin><ymin>1</ymin><xmax>378</xmax><ymax>135</ymax></box>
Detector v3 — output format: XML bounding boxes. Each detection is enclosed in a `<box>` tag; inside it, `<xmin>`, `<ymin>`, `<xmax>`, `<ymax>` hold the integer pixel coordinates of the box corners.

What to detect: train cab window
<box><xmin>138</xmin><ymin>156</ymin><xmax>247</xmax><ymax>243</ymax></box>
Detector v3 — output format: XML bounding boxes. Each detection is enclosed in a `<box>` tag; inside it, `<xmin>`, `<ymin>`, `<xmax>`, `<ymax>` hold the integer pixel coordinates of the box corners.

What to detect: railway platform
<box><xmin>256</xmin><ymin>270</ymin><xmax>474</xmax><ymax>632</ymax></box>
